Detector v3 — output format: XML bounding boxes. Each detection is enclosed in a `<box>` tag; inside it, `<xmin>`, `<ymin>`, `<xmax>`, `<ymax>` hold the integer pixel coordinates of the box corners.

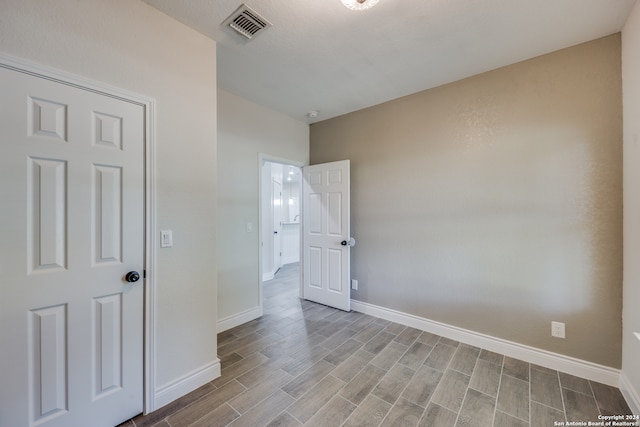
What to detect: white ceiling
<box><xmin>144</xmin><ymin>0</ymin><xmax>636</xmax><ymax>124</ymax></box>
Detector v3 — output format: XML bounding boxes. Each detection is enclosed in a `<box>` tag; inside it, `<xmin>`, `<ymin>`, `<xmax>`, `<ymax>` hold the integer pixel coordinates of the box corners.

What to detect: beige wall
<box><xmin>311</xmin><ymin>35</ymin><xmax>623</xmax><ymax>367</ymax></box>
<box><xmin>217</xmin><ymin>89</ymin><xmax>308</xmax><ymax>326</ymax></box>
<box><xmin>622</xmin><ymin>1</ymin><xmax>640</xmax><ymax>408</ymax></box>
<box><xmin>0</xmin><ymin>0</ymin><xmax>218</xmax><ymax>403</ymax></box>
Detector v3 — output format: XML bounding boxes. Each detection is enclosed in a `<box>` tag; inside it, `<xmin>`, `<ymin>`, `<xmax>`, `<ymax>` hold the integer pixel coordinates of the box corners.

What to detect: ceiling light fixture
<box><xmin>341</xmin><ymin>0</ymin><xmax>379</xmax><ymax>11</ymax></box>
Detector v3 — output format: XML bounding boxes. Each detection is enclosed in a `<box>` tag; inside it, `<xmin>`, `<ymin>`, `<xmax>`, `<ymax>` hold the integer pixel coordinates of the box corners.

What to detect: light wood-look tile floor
<box><xmin>121</xmin><ymin>263</ymin><xmax>633</xmax><ymax>427</ymax></box>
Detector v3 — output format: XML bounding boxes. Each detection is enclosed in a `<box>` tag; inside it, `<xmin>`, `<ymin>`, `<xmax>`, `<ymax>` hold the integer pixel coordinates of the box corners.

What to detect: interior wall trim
<box><xmin>620</xmin><ymin>372</ymin><xmax>640</xmax><ymax>415</ymax></box>
<box><xmin>262</xmin><ymin>272</ymin><xmax>275</xmax><ymax>282</ymax></box>
<box><xmin>351</xmin><ymin>300</ymin><xmax>621</xmax><ymax>388</ymax></box>
<box><xmin>217</xmin><ymin>306</ymin><xmax>263</xmax><ymax>333</ymax></box>
<box><xmin>154</xmin><ymin>360</ymin><xmax>221</xmax><ymax>410</ymax></box>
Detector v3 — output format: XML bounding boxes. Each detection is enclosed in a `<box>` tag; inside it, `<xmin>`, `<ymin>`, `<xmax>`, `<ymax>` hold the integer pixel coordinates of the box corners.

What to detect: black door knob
<box><xmin>125</xmin><ymin>271</ymin><xmax>140</xmax><ymax>283</ymax></box>
<box><xmin>341</xmin><ymin>240</ymin><xmax>347</xmax><ymax>246</ymax></box>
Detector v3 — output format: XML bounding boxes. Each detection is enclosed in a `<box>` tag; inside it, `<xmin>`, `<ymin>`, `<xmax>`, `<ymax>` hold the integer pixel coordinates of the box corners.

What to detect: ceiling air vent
<box><xmin>222</xmin><ymin>4</ymin><xmax>272</xmax><ymax>40</ymax></box>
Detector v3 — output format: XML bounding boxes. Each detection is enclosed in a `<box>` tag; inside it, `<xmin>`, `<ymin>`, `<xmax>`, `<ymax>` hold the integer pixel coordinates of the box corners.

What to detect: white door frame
<box><xmin>0</xmin><ymin>53</ymin><xmax>159</xmax><ymax>414</ymax></box>
<box><xmin>257</xmin><ymin>153</ymin><xmax>305</xmax><ymax>314</ymax></box>
<box><xmin>273</xmin><ymin>177</ymin><xmax>283</xmax><ymax>274</ymax></box>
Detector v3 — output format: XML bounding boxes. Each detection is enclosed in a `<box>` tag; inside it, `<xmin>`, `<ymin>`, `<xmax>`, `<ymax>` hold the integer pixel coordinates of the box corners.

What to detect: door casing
<box><xmin>273</xmin><ymin>177</ymin><xmax>283</xmax><ymax>274</ymax></box>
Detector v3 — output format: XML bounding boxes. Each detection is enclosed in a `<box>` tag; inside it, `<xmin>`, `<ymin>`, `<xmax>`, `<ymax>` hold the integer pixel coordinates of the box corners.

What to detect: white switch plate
<box><xmin>351</xmin><ymin>279</ymin><xmax>358</xmax><ymax>290</ymax></box>
<box><xmin>635</xmin><ymin>332</ymin><xmax>640</xmax><ymax>342</ymax></box>
<box><xmin>246</xmin><ymin>222</ymin><xmax>253</xmax><ymax>233</ymax></box>
<box><xmin>160</xmin><ymin>230</ymin><xmax>173</xmax><ymax>248</ymax></box>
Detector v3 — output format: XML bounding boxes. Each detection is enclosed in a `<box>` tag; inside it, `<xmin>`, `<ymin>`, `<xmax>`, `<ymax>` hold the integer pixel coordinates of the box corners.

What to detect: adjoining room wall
<box><xmin>217</xmin><ymin>89</ymin><xmax>308</xmax><ymax>329</ymax></box>
<box><xmin>311</xmin><ymin>35</ymin><xmax>623</xmax><ymax>367</ymax></box>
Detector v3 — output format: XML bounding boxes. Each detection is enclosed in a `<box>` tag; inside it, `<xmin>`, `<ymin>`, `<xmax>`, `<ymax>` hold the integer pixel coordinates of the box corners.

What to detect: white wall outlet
<box><xmin>351</xmin><ymin>279</ymin><xmax>358</xmax><ymax>290</ymax></box>
<box><xmin>160</xmin><ymin>230</ymin><xmax>173</xmax><ymax>248</ymax></box>
<box><xmin>551</xmin><ymin>321</ymin><xmax>566</xmax><ymax>339</ymax></box>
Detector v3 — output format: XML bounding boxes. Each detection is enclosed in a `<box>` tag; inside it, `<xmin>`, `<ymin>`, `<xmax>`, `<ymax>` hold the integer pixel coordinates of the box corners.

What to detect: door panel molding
<box><xmin>302</xmin><ymin>160</ymin><xmax>351</xmax><ymax>311</ymax></box>
<box><xmin>0</xmin><ymin>52</ymin><xmax>158</xmax><ymax>415</ymax></box>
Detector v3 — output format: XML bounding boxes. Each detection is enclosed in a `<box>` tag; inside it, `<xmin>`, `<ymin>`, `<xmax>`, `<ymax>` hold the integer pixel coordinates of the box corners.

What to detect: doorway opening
<box><xmin>259</xmin><ymin>156</ymin><xmax>304</xmax><ymax>315</ymax></box>
<box><xmin>258</xmin><ymin>157</ymin><xmax>352</xmax><ymax>315</ymax></box>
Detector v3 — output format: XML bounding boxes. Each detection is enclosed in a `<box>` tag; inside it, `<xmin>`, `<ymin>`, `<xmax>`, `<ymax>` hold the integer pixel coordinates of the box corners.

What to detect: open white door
<box><xmin>0</xmin><ymin>65</ymin><xmax>144</xmax><ymax>427</ymax></box>
<box><xmin>302</xmin><ymin>160</ymin><xmax>351</xmax><ymax>311</ymax></box>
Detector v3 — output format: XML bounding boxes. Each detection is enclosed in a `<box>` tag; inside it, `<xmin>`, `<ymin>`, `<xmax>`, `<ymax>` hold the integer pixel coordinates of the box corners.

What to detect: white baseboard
<box><xmin>351</xmin><ymin>300</ymin><xmax>621</xmax><ymax>387</ymax></box>
<box><xmin>282</xmin><ymin>256</ymin><xmax>299</xmax><ymax>265</ymax></box>
<box><xmin>262</xmin><ymin>272</ymin><xmax>275</xmax><ymax>282</ymax></box>
<box><xmin>620</xmin><ymin>372</ymin><xmax>640</xmax><ymax>415</ymax></box>
<box><xmin>153</xmin><ymin>359</ymin><xmax>221</xmax><ymax>410</ymax></box>
<box><xmin>217</xmin><ymin>306</ymin><xmax>262</xmax><ymax>333</ymax></box>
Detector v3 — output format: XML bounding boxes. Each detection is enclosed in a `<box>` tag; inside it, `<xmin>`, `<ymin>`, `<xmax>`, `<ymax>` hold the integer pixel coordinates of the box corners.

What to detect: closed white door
<box><xmin>0</xmin><ymin>65</ymin><xmax>144</xmax><ymax>427</ymax></box>
<box><xmin>273</xmin><ymin>179</ymin><xmax>283</xmax><ymax>273</ymax></box>
<box><xmin>302</xmin><ymin>160</ymin><xmax>351</xmax><ymax>311</ymax></box>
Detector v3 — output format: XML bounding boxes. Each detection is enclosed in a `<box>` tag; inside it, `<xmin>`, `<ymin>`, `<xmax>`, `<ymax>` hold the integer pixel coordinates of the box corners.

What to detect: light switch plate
<box><xmin>160</xmin><ymin>230</ymin><xmax>173</xmax><ymax>248</ymax></box>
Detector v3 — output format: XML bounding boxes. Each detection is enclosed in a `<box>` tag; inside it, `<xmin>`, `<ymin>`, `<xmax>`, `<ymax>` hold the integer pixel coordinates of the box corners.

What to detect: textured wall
<box><xmin>311</xmin><ymin>35</ymin><xmax>623</xmax><ymax>367</ymax></box>
<box><xmin>622</xmin><ymin>1</ymin><xmax>640</xmax><ymax>404</ymax></box>
<box><xmin>0</xmin><ymin>0</ymin><xmax>218</xmax><ymax>396</ymax></box>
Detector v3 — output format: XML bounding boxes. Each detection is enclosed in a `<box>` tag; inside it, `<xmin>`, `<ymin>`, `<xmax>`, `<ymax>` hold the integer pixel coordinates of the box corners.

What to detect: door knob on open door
<box><xmin>125</xmin><ymin>271</ymin><xmax>140</xmax><ymax>283</ymax></box>
<box><xmin>341</xmin><ymin>238</ymin><xmax>356</xmax><ymax>247</ymax></box>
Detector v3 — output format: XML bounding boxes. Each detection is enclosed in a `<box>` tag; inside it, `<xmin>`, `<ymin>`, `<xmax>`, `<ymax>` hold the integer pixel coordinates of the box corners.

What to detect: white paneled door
<box><xmin>0</xmin><ymin>65</ymin><xmax>144</xmax><ymax>427</ymax></box>
<box><xmin>302</xmin><ymin>160</ymin><xmax>351</xmax><ymax>311</ymax></box>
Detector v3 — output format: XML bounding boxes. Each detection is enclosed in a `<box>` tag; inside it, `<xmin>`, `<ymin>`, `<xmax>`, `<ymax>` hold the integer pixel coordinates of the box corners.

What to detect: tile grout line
<box><xmin>281</xmin><ymin>364</ymin><xmax>346</xmax><ymax>424</ymax></box>
<box><xmin>344</xmin><ymin>333</ymin><xmax>423</xmax><ymax>426</ymax></box>
<box><xmin>431</xmin><ymin>338</ymin><xmax>465</xmax><ymax>426</ymax></box>
<box><xmin>588</xmin><ymin>380</ymin><xmax>603</xmax><ymax>416</ymax></box>
<box><xmin>371</xmin><ymin>333</ymin><xmax>421</xmax><ymax>422</ymax></box>
<box><xmin>261</xmin><ymin>405</ymin><xmax>289</xmax><ymax>427</ymax></box>
<box><xmin>454</xmin><ymin>346</ymin><xmax>482</xmax><ymax>426</ymax></box>
<box><xmin>558</xmin><ymin>370</ymin><xmax>569</xmax><ymax>424</ymax></box>
<box><xmin>282</xmin><ymin>312</ymin><xmax>391</xmax><ymax>426</ymax></box>
<box><xmin>412</xmin><ymin>337</ymin><xmax>442</xmax><ymax>426</ymax></box>
<box><xmin>285</xmin><ymin>409</ymin><xmax>305</xmax><ymax>426</ymax></box>
<box><xmin>529</xmin><ymin>363</ymin><xmax>532</xmax><ymax>426</ymax></box>
<box><xmin>491</xmin><ymin>353</ymin><xmax>506</xmax><ymax>426</ymax></box>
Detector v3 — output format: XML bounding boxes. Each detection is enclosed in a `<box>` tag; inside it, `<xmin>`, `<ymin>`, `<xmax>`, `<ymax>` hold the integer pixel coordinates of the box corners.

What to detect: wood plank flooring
<box><xmin>121</xmin><ymin>263</ymin><xmax>632</xmax><ymax>426</ymax></box>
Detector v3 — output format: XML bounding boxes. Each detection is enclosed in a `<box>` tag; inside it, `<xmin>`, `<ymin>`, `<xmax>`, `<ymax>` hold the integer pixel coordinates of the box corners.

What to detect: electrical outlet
<box><xmin>351</xmin><ymin>279</ymin><xmax>358</xmax><ymax>290</ymax></box>
<box><xmin>551</xmin><ymin>321</ymin><xmax>565</xmax><ymax>339</ymax></box>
